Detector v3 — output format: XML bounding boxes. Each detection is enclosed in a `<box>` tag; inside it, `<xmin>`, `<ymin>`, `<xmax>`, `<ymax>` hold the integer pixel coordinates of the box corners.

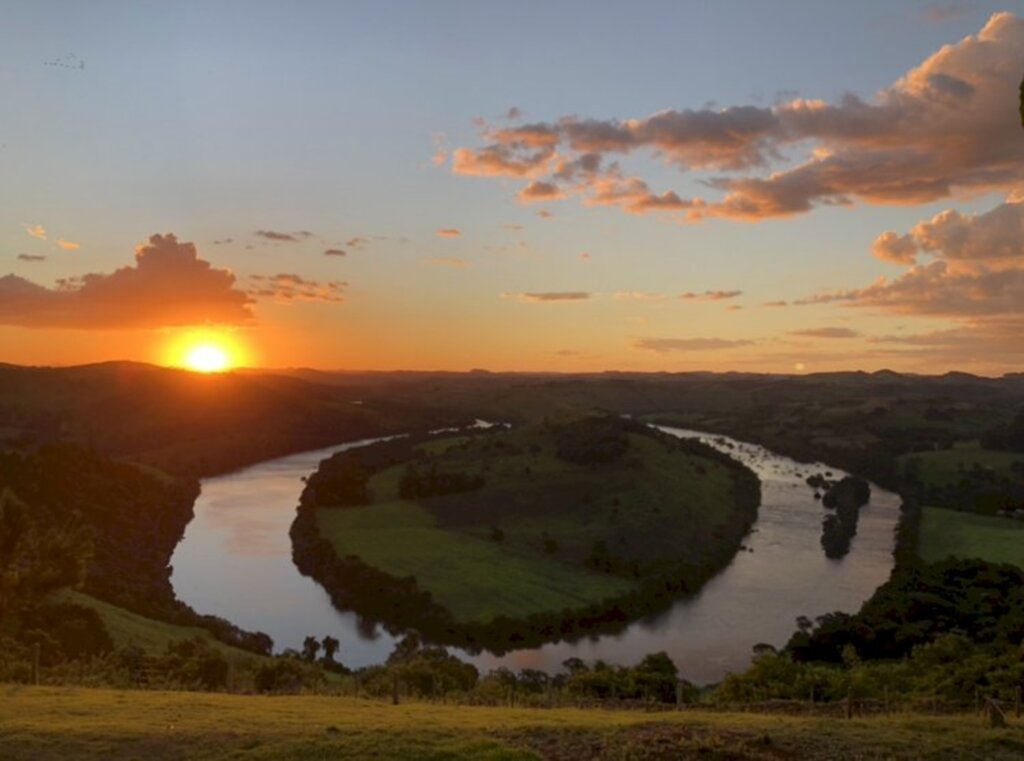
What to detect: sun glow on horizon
<box><xmin>164</xmin><ymin>330</ymin><xmax>248</xmax><ymax>373</ymax></box>
<box><xmin>184</xmin><ymin>343</ymin><xmax>231</xmax><ymax>373</ymax></box>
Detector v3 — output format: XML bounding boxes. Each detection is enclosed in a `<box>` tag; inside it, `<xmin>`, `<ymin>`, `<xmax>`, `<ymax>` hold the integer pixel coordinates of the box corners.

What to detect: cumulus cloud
<box><xmin>437</xmin><ymin>228</ymin><xmax>462</xmax><ymax>238</ymax></box>
<box><xmin>0</xmin><ymin>233</ymin><xmax>252</xmax><ymax>329</ymax></box>
<box><xmin>451</xmin><ymin>13</ymin><xmax>1024</xmax><ymax>222</ymax></box>
<box><xmin>680</xmin><ymin>289</ymin><xmax>742</xmax><ymax>301</ymax></box>
<box><xmin>16</xmin><ymin>254</ymin><xmax>45</xmax><ymax>262</ymax></box>
<box><xmin>504</xmin><ymin>291</ymin><xmax>590</xmax><ymax>302</ymax></box>
<box><xmin>633</xmin><ymin>337</ymin><xmax>754</xmax><ymax>352</ymax></box>
<box><xmin>248</xmin><ymin>273</ymin><xmax>345</xmax><ymax>303</ymax></box>
<box><xmin>789</xmin><ymin>327</ymin><xmax>860</xmax><ymax>339</ymax></box>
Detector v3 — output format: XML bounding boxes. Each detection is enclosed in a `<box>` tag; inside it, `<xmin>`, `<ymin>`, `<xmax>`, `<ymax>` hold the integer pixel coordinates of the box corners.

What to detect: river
<box><xmin>170</xmin><ymin>426</ymin><xmax>900</xmax><ymax>685</ymax></box>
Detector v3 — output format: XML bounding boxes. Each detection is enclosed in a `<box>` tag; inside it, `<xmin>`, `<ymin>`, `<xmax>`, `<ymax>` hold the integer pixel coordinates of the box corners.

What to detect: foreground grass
<box><xmin>920</xmin><ymin>506</ymin><xmax>1024</xmax><ymax>567</ymax></box>
<box><xmin>4</xmin><ymin>687</ymin><xmax>1024</xmax><ymax>760</ymax></box>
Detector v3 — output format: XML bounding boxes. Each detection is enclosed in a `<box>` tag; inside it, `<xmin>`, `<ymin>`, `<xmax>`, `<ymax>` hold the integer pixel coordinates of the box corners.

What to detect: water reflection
<box><xmin>171</xmin><ymin>427</ymin><xmax>899</xmax><ymax>684</ymax></box>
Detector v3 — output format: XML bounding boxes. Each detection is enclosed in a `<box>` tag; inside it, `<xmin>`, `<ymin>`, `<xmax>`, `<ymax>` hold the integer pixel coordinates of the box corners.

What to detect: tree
<box><xmin>302</xmin><ymin>635</ymin><xmax>321</xmax><ymax>662</ymax></box>
<box><xmin>321</xmin><ymin>635</ymin><xmax>340</xmax><ymax>664</ymax></box>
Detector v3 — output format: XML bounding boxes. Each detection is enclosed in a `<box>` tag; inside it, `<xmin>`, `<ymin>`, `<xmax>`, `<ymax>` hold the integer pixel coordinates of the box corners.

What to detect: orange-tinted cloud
<box><xmin>24</xmin><ymin>224</ymin><xmax>47</xmax><ymax>240</ymax></box>
<box><xmin>504</xmin><ymin>291</ymin><xmax>590</xmax><ymax>302</ymax></box>
<box><xmin>680</xmin><ymin>289</ymin><xmax>742</xmax><ymax>301</ymax></box>
<box><xmin>0</xmin><ymin>233</ymin><xmax>252</xmax><ymax>329</ymax></box>
<box><xmin>451</xmin><ymin>13</ymin><xmax>1024</xmax><ymax>222</ymax></box>
<box><xmin>789</xmin><ymin>327</ymin><xmax>860</xmax><ymax>338</ymax></box>
<box><xmin>633</xmin><ymin>337</ymin><xmax>754</xmax><ymax>352</ymax></box>
<box><xmin>437</xmin><ymin>228</ymin><xmax>462</xmax><ymax>238</ymax></box>
<box><xmin>56</xmin><ymin>238</ymin><xmax>80</xmax><ymax>251</ymax></box>
<box><xmin>517</xmin><ymin>181</ymin><xmax>565</xmax><ymax>203</ymax></box>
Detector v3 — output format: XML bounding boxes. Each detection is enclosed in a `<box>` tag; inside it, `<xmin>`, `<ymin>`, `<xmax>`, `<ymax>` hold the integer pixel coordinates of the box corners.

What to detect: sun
<box><xmin>184</xmin><ymin>343</ymin><xmax>231</xmax><ymax>373</ymax></box>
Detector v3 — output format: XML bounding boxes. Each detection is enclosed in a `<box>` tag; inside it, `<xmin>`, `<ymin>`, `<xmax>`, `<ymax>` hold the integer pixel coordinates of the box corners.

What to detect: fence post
<box><xmin>846</xmin><ymin>687</ymin><xmax>853</xmax><ymax>720</ymax></box>
<box><xmin>392</xmin><ymin>673</ymin><xmax>399</xmax><ymax>705</ymax></box>
<box><xmin>32</xmin><ymin>642</ymin><xmax>40</xmax><ymax>686</ymax></box>
<box><xmin>676</xmin><ymin>680</ymin><xmax>683</xmax><ymax>710</ymax></box>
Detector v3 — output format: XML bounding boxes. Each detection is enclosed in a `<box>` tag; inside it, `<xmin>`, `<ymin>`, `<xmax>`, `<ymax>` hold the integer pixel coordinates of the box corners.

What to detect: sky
<box><xmin>1</xmin><ymin>1</ymin><xmax>1023</xmax><ymax>374</ymax></box>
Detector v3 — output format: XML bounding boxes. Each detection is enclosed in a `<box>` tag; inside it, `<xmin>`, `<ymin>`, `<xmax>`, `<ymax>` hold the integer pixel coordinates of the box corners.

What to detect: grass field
<box><xmin>4</xmin><ymin>686</ymin><xmax>1024</xmax><ymax>760</ymax></box>
<box><xmin>317</xmin><ymin>502</ymin><xmax>633</xmax><ymax>623</ymax></box>
<box><xmin>919</xmin><ymin>507</ymin><xmax>1024</xmax><ymax>567</ymax></box>
<box><xmin>313</xmin><ymin>420</ymin><xmax>755</xmax><ymax>624</ymax></box>
<box><xmin>900</xmin><ymin>444</ymin><xmax>1024</xmax><ymax>490</ymax></box>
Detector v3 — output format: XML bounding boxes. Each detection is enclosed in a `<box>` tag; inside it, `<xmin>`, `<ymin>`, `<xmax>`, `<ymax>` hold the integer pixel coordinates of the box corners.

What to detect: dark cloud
<box><xmin>16</xmin><ymin>254</ymin><xmax>46</xmax><ymax>262</ymax></box>
<box><xmin>255</xmin><ymin>230</ymin><xmax>313</xmax><ymax>242</ymax></box>
<box><xmin>248</xmin><ymin>273</ymin><xmax>345</xmax><ymax>303</ymax></box>
<box><xmin>0</xmin><ymin>233</ymin><xmax>252</xmax><ymax>329</ymax></box>
<box><xmin>323</xmin><ymin>248</ymin><xmax>347</xmax><ymax>257</ymax></box>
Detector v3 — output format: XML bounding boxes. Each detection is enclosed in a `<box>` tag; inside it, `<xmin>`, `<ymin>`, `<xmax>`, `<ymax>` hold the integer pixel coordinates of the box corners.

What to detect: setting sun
<box><xmin>184</xmin><ymin>343</ymin><xmax>231</xmax><ymax>373</ymax></box>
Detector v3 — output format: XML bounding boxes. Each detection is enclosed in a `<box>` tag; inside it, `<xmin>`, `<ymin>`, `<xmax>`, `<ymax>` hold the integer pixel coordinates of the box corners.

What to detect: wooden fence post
<box><xmin>392</xmin><ymin>673</ymin><xmax>399</xmax><ymax>705</ymax></box>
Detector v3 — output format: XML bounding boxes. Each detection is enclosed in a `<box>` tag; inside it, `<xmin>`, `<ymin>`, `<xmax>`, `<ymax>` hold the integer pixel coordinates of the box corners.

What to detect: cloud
<box><xmin>517</xmin><ymin>181</ymin><xmax>565</xmax><ymax>203</ymax></box>
<box><xmin>537</xmin><ymin>209</ymin><xmax>553</xmax><ymax>219</ymax></box>
<box><xmin>423</xmin><ymin>256</ymin><xmax>470</xmax><ymax>268</ymax></box>
<box><xmin>56</xmin><ymin>239</ymin><xmax>79</xmax><ymax>251</ymax></box>
<box><xmin>613</xmin><ymin>291</ymin><xmax>667</xmax><ymax>301</ymax></box>
<box><xmin>212</xmin><ymin>238</ymin><xmax>233</xmax><ymax>245</ymax></box>
<box><xmin>762</xmin><ymin>300</ymin><xmax>788</xmax><ymax>307</ymax></box>
<box><xmin>345</xmin><ymin>236</ymin><xmax>369</xmax><ymax>250</ymax></box>
<box><xmin>16</xmin><ymin>254</ymin><xmax>46</xmax><ymax>262</ymax></box>
<box><xmin>437</xmin><ymin>228</ymin><xmax>462</xmax><ymax>238</ymax></box>
<box><xmin>248</xmin><ymin>273</ymin><xmax>345</xmax><ymax>303</ymax></box>
<box><xmin>680</xmin><ymin>289</ymin><xmax>743</xmax><ymax>301</ymax></box>
<box><xmin>804</xmin><ymin>195</ymin><xmax>1024</xmax><ymax>322</ymax></box>
<box><xmin>504</xmin><ymin>291</ymin><xmax>590</xmax><ymax>302</ymax></box>
<box><xmin>873</xmin><ymin>197</ymin><xmax>1024</xmax><ymax>270</ymax></box>
<box><xmin>633</xmin><ymin>337</ymin><xmax>754</xmax><ymax>352</ymax></box>
<box><xmin>789</xmin><ymin>327</ymin><xmax>860</xmax><ymax>339</ymax></box>
<box><xmin>0</xmin><ymin>233</ymin><xmax>252</xmax><ymax>329</ymax></box>
<box><xmin>450</xmin><ymin>13</ymin><xmax>1024</xmax><ymax>222</ymax></box>
<box><xmin>872</xmin><ymin>231</ymin><xmax>918</xmax><ymax>265</ymax></box>
<box><xmin>255</xmin><ymin>230</ymin><xmax>313</xmax><ymax>242</ymax></box>
<box><xmin>323</xmin><ymin>248</ymin><xmax>347</xmax><ymax>257</ymax></box>
<box><xmin>24</xmin><ymin>224</ymin><xmax>46</xmax><ymax>240</ymax></box>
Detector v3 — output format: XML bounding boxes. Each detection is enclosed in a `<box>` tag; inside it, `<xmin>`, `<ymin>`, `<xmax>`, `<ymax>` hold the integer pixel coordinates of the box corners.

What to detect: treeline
<box><xmin>717</xmin><ymin>558</ymin><xmax>1024</xmax><ymax>705</ymax></box>
<box><xmin>0</xmin><ymin>444</ymin><xmax>273</xmax><ymax>658</ymax></box>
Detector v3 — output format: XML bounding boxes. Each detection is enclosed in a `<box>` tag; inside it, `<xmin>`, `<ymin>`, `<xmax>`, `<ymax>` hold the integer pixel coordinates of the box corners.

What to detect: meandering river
<box><xmin>170</xmin><ymin>426</ymin><xmax>900</xmax><ymax>685</ymax></box>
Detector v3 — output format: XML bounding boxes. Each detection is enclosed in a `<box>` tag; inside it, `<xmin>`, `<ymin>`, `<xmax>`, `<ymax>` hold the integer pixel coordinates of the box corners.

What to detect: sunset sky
<box><xmin>2</xmin><ymin>2</ymin><xmax>1023</xmax><ymax>374</ymax></box>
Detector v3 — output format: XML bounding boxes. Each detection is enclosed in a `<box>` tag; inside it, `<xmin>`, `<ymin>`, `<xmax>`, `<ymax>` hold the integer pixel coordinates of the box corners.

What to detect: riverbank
<box><xmin>4</xmin><ymin>686</ymin><xmax>1023</xmax><ymax>760</ymax></box>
